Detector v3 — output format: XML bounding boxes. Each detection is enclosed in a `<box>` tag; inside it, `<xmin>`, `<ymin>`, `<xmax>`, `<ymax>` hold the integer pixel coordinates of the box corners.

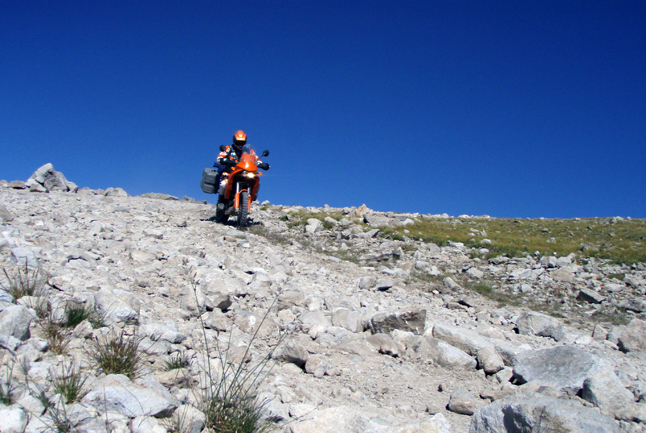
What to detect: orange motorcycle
<box><xmin>214</xmin><ymin>144</ymin><xmax>270</xmax><ymax>226</ymax></box>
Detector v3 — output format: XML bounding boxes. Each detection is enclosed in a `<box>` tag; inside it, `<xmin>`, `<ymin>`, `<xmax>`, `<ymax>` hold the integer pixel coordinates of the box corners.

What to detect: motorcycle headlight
<box><xmin>245</xmin><ymin>172</ymin><xmax>256</xmax><ymax>179</ymax></box>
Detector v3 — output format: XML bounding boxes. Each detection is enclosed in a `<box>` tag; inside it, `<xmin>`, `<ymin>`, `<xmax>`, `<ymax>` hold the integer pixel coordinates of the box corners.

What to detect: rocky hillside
<box><xmin>1</xmin><ymin>164</ymin><xmax>645</xmax><ymax>433</ymax></box>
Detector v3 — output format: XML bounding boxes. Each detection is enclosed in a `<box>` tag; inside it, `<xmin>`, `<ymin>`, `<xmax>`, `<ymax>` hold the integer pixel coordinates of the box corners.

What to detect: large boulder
<box><xmin>410</xmin><ymin>336</ymin><xmax>477</xmax><ymax>369</ymax></box>
<box><xmin>515</xmin><ymin>311</ymin><xmax>560</xmax><ymax>338</ymax></box>
<box><xmin>10</xmin><ymin>247</ymin><xmax>39</xmax><ymax>268</ymax></box>
<box><xmin>104</xmin><ymin>187</ymin><xmax>129</xmax><ymax>197</ymax></box>
<box><xmin>289</xmin><ymin>406</ymin><xmax>370</xmax><ymax>433</ymax></box>
<box><xmin>370</xmin><ymin>308</ymin><xmax>426</xmax><ymax>335</ymax></box>
<box><xmin>82</xmin><ymin>374</ymin><xmax>178</xmax><ymax>418</ymax></box>
<box><xmin>0</xmin><ymin>204</ymin><xmax>14</xmax><ymax>223</ymax></box>
<box><xmin>618</xmin><ymin>318</ymin><xmax>646</xmax><ymax>353</ymax></box>
<box><xmin>138</xmin><ymin>192</ymin><xmax>178</xmax><ymax>200</ymax></box>
<box><xmin>576</xmin><ymin>288</ymin><xmax>606</xmax><ymax>304</ymax></box>
<box><xmin>94</xmin><ymin>287</ymin><xmax>140</xmax><ymax>325</ymax></box>
<box><xmin>388</xmin><ymin>414</ymin><xmax>451</xmax><ymax>433</ymax></box>
<box><xmin>0</xmin><ymin>305</ymin><xmax>36</xmax><ymax>340</ymax></box>
<box><xmin>28</xmin><ymin>163</ymin><xmax>75</xmax><ymax>192</ymax></box>
<box><xmin>477</xmin><ymin>346</ymin><xmax>505</xmax><ymax>375</ymax></box>
<box><xmin>138</xmin><ymin>323</ymin><xmax>186</xmax><ymax>344</ymax></box>
<box><xmin>513</xmin><ymin>346</ymin><xmax>607</xmax><ymax>394</ymax></box>
<box><xmin>332</xmin><ymin>308</ymin><xmax>365</xmax><ymax>333</ymax></box>
<box><xmin>469</xmin><ymin>392</ymin><xmax>621</xmax><ymax>433</ymax></box>
<box><xmin>367</xmin><ymin>333</ymin><xmax>399</xmax><ymax>357</ymax></box>
<box><xmin>448</xmin><ymin>388</ymin><xmax>479</xmax><ymax>415</ymax></box>
<box><xmin>432</xmin><ymin>323</ymin><xmax>492</xmax><ymax>356</ymax></box>
<box><xmin>299</xmin><ymin>311</ymin><xmax>331</xmax><ymax>331</ymax></box>
<box><xmin>581</xmin><ymin>369</ymin><xmax>635</xmax><ymax>417</ymax></box>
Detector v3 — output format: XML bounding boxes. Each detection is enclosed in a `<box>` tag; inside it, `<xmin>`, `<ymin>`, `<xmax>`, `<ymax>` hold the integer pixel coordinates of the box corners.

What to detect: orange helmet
<box><xmin>233</xmin><ymin>130</ymin><xmax>247</xmax><ymax>144</ymax></box>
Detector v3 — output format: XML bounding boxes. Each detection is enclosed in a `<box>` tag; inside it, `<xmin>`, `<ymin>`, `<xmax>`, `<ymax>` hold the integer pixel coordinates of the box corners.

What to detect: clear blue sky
<box><xmin>1</xmin><ymin>1</ymin><xmax>645</xmax><ymax>218</ymax></box>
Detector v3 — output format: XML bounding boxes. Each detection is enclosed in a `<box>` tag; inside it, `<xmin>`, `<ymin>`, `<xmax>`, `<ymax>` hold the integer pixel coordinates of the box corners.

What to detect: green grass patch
<box><xmin>374</xmin><ymin>217</ymin><xmax>646</xmax><ymax>263</ymax></box>
<box><xmin>466</xmin><ymin>280</ymin><xmax>521</xmax><ymax>307</ymax></box>
<box><xmin>472</xmin><ymin>282</ymin><xmax>493</xmax><ymax>294</ymax></box>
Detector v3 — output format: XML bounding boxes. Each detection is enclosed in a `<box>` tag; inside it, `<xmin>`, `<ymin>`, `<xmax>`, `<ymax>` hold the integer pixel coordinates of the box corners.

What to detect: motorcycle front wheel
<box><xmin>238</xmin><ymin>191</ymin><xmax>249</xmax><ymax>227</ymax></box>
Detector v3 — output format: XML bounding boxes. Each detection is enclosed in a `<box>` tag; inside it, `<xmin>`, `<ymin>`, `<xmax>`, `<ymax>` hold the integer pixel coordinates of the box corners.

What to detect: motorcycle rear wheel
<box><xmin>238</xmin><ymin>191</ymin><xmax>249</xmax><ymax>227</ymax></box>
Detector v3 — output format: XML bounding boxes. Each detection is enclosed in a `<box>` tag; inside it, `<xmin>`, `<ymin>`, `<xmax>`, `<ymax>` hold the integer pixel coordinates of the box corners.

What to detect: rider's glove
<box><xmin>258</xmin><ymin>163</ymin><xmax>270</xmax><ymax>170</ymax></box>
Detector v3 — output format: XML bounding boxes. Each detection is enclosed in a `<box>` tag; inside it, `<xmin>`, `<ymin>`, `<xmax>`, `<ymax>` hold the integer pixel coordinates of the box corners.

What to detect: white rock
<box><xmin>83</xmin><ymin>374</ymin><xmax>178</xmax><ymax>418</ymax></box>
<box><xmin>0</xmin><ymin>406</ymin><xmax>27</xmax><ymax>433</ymax></box>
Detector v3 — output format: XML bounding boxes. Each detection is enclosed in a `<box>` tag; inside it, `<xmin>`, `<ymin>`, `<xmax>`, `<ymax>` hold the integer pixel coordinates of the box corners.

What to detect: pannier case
<box><xmin>200</xmin><ymin>168</ymin><xmax>219</xmax><ymax>194</ymax></box>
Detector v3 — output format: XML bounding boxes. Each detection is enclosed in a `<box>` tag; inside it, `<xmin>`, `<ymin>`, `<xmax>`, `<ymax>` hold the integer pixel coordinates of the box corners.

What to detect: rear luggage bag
<box><xmin>200</xmin><ymin>168</ymin><xmax>219</xmax><ymax>194</ymax></box>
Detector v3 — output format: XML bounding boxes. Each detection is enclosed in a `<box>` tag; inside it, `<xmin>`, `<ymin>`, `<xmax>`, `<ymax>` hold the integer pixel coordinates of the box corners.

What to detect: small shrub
<box><xmin>43</xmin><ymin>322</ymin><xmax>71</xmax><ymax>355</ymax></box>
<box><xmin>202</xmin><ymin>392</ymin><xmax>272</xmax><ymax>433</ymax></box>
<box><xmin>28</xmin><ymin>296</ymin><xmax>52</xmax><ymax>320</ymax></box>
<box><xmin>322</xmin><ymin>220</ymin><xmax>335</xmax><ymax>230</ymax></box>
<box><xmin>19</xmin><ymin>360</ymin><xmax>76</xmax><ymax>432</ymax></box>
<box><xmin>51</xmin><ymin>360</ymin><xmax>89</xmax><ymax>404</ymax></box>
<box><xmin>48</xmin><ymin>406</ymin><xmax>75</xmax><ymax>433</ymax></box>
<box><xmin>1</xmin><ymin>263</ymin><xmax>48</xmax><ymax>301</ymax></box>
<box><xmin>63</xmin><ymin>303</ymin><xmax>93</xmax><ymax>328</ymax></box>
<box><xmin>286</xmin><ymin>217</ymin><xmax>307</xmax><ymax>229</ymax></box>
<box><xmin>165</xmin><ymin>351</ymin><xmax>190</xmax><ymax>371</ymax></box>
<box><xmin>193</xmin><ymin>282</ymin><xmax>282</xmax><ymax>433</ymax></box>
<box><xmin>88</xmin><ymin>309</ymin><xmax>108</xmax><ymax>329</ymax></box>
<box><xmin>89</xmin><ymin>331</ymin><xmax>143</xmax><ymax>379</ymax></box>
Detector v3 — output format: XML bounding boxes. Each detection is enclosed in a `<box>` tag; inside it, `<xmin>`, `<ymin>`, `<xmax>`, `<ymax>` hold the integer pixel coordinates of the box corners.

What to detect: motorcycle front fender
<box><xmin>234</xmin><ymin>189</ymin><xmax>251</xmax><ymax>210</ymax></box>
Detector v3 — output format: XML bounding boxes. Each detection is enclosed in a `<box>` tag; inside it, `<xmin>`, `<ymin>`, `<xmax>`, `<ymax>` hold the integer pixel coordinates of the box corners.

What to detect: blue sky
<box><xmin>1</xmin><ymin>1</ymin><xmax>645</xmax><ymax>218</ymax></box>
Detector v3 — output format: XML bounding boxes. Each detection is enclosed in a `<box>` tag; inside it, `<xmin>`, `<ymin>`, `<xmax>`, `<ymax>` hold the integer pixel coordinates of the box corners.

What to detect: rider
<box><xmin>216</xmin><ymin>130</ymin><xmax>266</xmax><ymax>196</ymax></box>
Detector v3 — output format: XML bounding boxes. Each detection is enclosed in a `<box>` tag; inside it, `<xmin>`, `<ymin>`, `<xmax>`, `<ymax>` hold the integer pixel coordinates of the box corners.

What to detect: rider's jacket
<box><xmin>217</xmin><ymin>145</ymin><xmax>261</xmax><ymax>170</ymax></box>
<box><xmin>217</xmin><ymin>145</ymin><xmax>242</xmax><ymax>166</ymax></box>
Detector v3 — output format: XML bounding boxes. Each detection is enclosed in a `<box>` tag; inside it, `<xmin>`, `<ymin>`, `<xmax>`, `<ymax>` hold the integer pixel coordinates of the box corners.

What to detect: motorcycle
<box><xmin>213</xmin><ymin>144</ymin><xmax>270</xmax><ymax>227</ymax></box>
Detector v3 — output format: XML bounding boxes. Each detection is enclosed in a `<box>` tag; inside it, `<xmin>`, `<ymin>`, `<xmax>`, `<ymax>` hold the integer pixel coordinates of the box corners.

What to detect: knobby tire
<box><xmin>238</xmin><ymin>191</ymin><xmax>249</xmax><ymax>227</ymax></box>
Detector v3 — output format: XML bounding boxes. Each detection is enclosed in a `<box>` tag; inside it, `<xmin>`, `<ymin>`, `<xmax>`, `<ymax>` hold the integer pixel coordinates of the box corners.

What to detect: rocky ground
<box><xmin>1</xmin><ymin>164</ymin><xmax>646</xmax><ymax>432</ymax></box>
